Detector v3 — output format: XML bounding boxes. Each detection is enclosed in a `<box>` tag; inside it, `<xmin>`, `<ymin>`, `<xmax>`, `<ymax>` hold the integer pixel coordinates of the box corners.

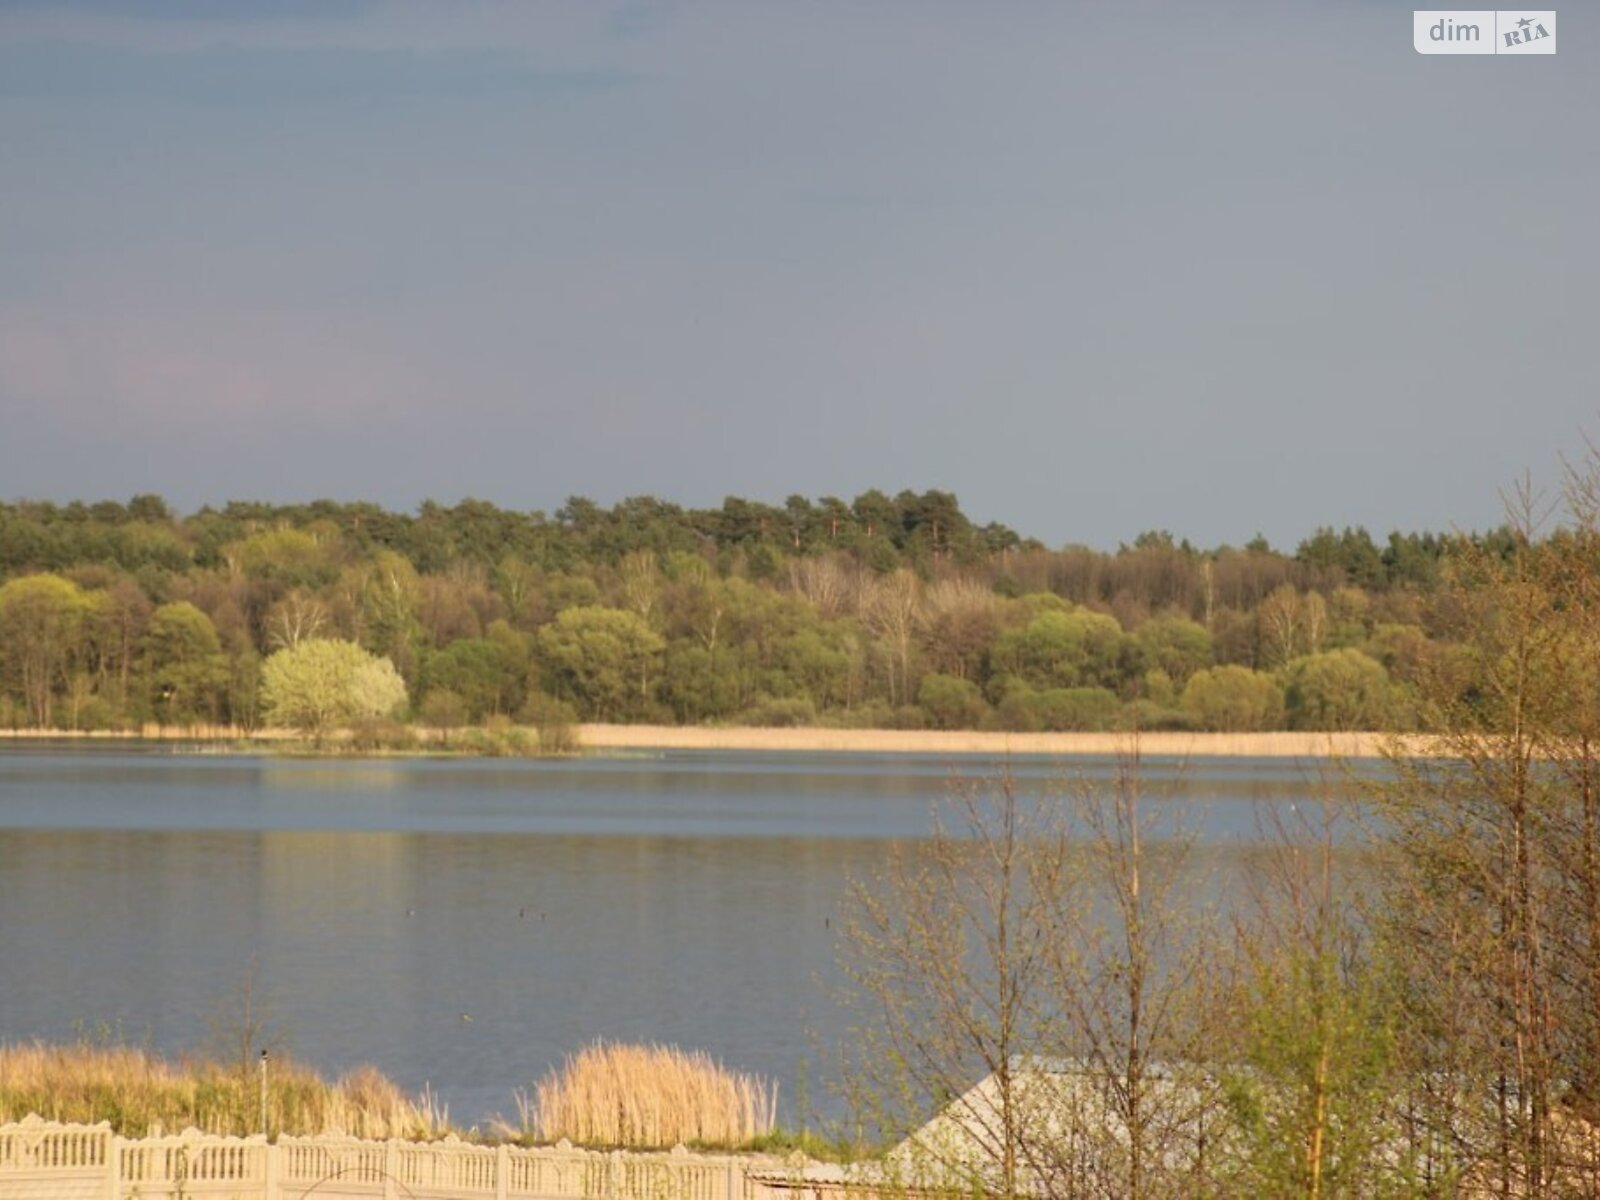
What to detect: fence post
<box><xmin>264</xmin><ymin>1140</ymin><xmax>279</xmax><ymax>1200</ymax></box>
<box><xmin>496</xmin><ymin>1143</ymin><xmax>510</xmax><ymax>1200</ymax></box>
<box><xmin>726</xmin><ymin>1159</ymin><xmax>741</xmax><ymax>1200</ymax></box>
<box><xmin>384</xmin><ymin>1139</ymin><xmax>399</xmax><ymax>1200</ymax></box>
<box><xmin>106</xmin><ymin>1134</ymin><xmax>121</xmax><ymax>1200</ymax></box>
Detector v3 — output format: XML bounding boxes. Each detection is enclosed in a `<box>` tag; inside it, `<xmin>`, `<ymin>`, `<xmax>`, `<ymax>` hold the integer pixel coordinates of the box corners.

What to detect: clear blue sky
<box><xmin>1</xmin><ymin>1</ymin><xmax>1593</xmax><ymax>547</ymax></box>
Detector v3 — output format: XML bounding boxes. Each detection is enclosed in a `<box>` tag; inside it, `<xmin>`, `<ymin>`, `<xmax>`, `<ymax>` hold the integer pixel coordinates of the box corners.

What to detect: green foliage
<box><xmin>347</xmin><ymin>717</ymin><xmax>419</xmax><ymax>753</ymax></box>
<box><xmin>536</xmin><ymin>606</ymin><xmax>665</xmax><ymax>720</ymax></box>
<box><xmin>1180</xmin><ymin>665</ymin><xmax>1285</xmax><ymax>732</ymax></box>
<box><xmin>458</xmin><ymin>718</ymin><xmax>536</xmax><ymax>757</ymax></box>
<box><xmin>771</xmin><ymin>629</ymin><xmax>853</xmax><ymax>711</ymax></box>
<box><xmin>1363</xmin><ymin>623</ymin><xmax>1432</xmax><ymax>684</ymax></box>
<box><xmin>916</xmin><ymin>673</ymin><xmax>989</xmax><ymax>730</ymax></box>
<box><xmin>1296</xmin><ymin>525</ymin><xmax>1386</xmax><ymax>587</ymax></box>
<box><xmin>518</xmin><ymin>692</ymin><xmax>579</xmax><ymax>754</ymax></box>
<box><xmin>990</xmin><ymin>608</ymin><xmax>1125</xmax><ymax>690</ymax></box>
<box><xmin>1280</xmin><ymin>649</ymin><xmax>1398</xmax><ymax>731</ymax></box>
<box><xmin>659</xmin><ymin>644</ymin><xmax>743</xmax><ymax>723</ymax></box>
<box><xmin>419</xmin><ymin>689</ymin><xmax>468</xmax><ymax>737</ymax></box>
<box><xmin>1115</xmin><ymin>698</ymin><xmax>1194</xmax><ymax>732</ymax></box>
<box><xmin>423</xmin><ymin>636</ymin><xmax>522</xmax><ymax>721</ymax></box>
<box><xmin>1143</xmin><ymin>667</ymin><xmax>1176</xmax><ymax>707</ymax></box>
<box><xmin>224</xmin><ymin>528</ymin><xmax>331</xmax><ymax>586</ymax></box>
<box><xmin>1130</xmin><ymin>615</ymin><xmax>1214</xmax><ymax>686</ymax></box>
<box><xmin>0</xmin><ymin>573</ymin><xmax>91</xmax><ymax>726</ymax></box>
<box><xmin>1028</xmin><ymin>685</ymin><xmax>1121</xmax><ymax>731</ymax></box>
<box><xmin>260</xmin><ymin>639</ymin><xmax>408</xmax><ymax>736</ymax></box>
<box><xmin>990</xmin><ymin>681</ymin><xmax>1041</xmax><ymax>732</ymax></box>
<box><xmin>738</xmin><ymin>696</ymin><xmax>818</xmax><ymax>727</ymax></box>
<box><xmin>0</xmin><ymin>491</ymin><xmax>1485</xmax><ymax>735</ymax></box>
<box><xmin>143</xmin><ymin>602</ymin><xmax>228</xmax><ymax>724</ymax></box>
<box><xmin>1220</xmin><ymin>945</ymin><xmax>1406</xmax><ymax>1195</ymax></box>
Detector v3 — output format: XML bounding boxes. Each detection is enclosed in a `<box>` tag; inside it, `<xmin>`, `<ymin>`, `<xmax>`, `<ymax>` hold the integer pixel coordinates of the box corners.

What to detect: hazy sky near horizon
<box><xmin>0</xmin><ymin>1</ymin><xmax>1594</xmax><ymax>549</ymax></box>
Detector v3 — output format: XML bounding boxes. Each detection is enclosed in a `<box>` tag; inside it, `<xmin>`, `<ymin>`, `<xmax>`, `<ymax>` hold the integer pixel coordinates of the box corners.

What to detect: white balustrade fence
<box><xmin>0</xmin><ymin>1118</ymin><xmax>794</xmax><ymax>1200</ymax></box>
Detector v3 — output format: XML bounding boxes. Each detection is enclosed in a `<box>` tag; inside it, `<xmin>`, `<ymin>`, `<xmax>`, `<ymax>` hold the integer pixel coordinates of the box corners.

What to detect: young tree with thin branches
<box><xmin>1376</xmin><ymin>462</ymin><xmax>1600</xmax><ymax>1196</ymax></box>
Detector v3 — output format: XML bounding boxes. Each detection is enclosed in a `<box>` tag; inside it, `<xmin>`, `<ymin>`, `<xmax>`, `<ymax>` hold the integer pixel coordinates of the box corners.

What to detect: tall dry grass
<box><xmin>0</xmin><ymin>1043</ymin><xmax>450</xmax><ymax>1139</ymax></box>
<box><xmin>575</xmin><ymin>725</ymin><xmax>1420</xmax><ymax>758</ymax></box>
<box><xmin>530</xmin><ymin>1042</ymin><xmax>777</xmax><ymax>1149</ymax></box>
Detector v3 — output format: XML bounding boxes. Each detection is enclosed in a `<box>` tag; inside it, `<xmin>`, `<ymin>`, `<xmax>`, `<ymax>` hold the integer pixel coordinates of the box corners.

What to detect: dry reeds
<box><xmin>574</xmin><ymin>725</ymin><xmax>1419</xmax><ymax>758</ymax></box>
<box><xmin>531</xmin><ymin>1042</ymin><xmax>776</xmax><ymax>1149</ymax></box>
<box><xmin>0</xmin><ymin>1042</ymin><xmax>449</xmax><ymax>1139</ymax></box>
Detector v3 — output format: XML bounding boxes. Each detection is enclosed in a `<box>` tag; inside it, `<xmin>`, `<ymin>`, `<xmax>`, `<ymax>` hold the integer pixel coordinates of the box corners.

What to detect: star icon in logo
<box><xmin>1517</xmin><ymin>16</ymin><xmax>1534</xmax><ymax>29</ymax></box>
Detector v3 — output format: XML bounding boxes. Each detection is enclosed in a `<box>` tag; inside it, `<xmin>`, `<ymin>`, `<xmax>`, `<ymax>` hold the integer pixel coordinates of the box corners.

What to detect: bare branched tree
<box><xmin>265</xmin><ymin>589</ymin><xmax>330</xmax><ymax>651</ymax></box>
<box><xmin>789</xmin><ymin>555</ymin><xmax>852</xmax><ymax>619</ymax></box>
<box><xmin>1033</xmin><ymin>750</ymin><xmax>1218</xmax><ymax>1200</ymax></box>
<box><xmin>859</xmin><ymin>569</ymin><xmax>923</xmax><ymax>706</ymax></box>
<box><xmin>621</xmin><ymin>550</ymin><xmax>661</xmax><ymax>622</ymax></box>
<box><xmin>840</xmin><ymin>748</ymin><xmax>1217</xmax><ymax>1200</ymax></box>
<box><xmin>918</xmin><ymin>578</ymin><xmax>1001</xmax><ymax>683</ymax></box>
<box><xmin>840</xmin><ymin>768</ymin><xmax>1070</xmax><ymax>1200</ymax></box>
<box><xmin>1376</xmin><ymin>466</ymin><xmax>1600</xmax><ymax>1197</ymax></box>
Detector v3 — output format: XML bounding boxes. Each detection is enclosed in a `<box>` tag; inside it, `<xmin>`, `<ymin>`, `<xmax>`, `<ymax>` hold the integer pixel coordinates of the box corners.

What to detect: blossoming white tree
<box><xmin>260</xmin><ymin>638</ymin><xmax>406</xmax><ymax>738</ymax></box>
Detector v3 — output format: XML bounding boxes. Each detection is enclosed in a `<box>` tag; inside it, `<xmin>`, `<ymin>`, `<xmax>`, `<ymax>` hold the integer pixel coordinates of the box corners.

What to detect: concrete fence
<box><xmin>0</xmin><ymin>1118</ymin><xmax>794</xmax><ymax>1200</ymax></box>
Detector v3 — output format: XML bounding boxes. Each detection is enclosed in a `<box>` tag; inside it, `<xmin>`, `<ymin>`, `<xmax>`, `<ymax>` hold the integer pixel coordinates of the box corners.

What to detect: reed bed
<box><xmin>0</xmin><ymin>1043</ymin><xmax>450</xmax><ymax>1139</ymax></box>
<box><xmin>576</xmin><ymin>725</ymin><xmax>1420</xmax><ymax>758</ymax></box>
<box><xmin>531</xmin><ymin>1042</ymin><xmax>777</xmax><ymax>1149</ymax></box>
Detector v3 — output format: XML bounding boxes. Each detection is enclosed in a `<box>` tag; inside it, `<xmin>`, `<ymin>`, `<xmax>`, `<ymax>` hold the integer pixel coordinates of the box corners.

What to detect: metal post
<box><xmin>259</xmin><ymin>1050</ymin><xmax>269</xmax><ymax>1138</ymax></box>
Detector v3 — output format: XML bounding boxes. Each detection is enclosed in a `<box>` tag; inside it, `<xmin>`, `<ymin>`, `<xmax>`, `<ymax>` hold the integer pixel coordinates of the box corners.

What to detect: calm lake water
<box><xmin>0</xmin><ymin>747</ymin><xmax>1365</xmax><ymax>1129</ymax></box>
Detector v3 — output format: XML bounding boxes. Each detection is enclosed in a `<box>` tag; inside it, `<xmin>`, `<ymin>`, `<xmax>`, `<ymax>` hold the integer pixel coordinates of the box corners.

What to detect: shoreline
<box><xmin>578</xmin><ymin>725</ymin><xmax>1406</xmax><ymax>758</ymax></box>
<box><xmin>0</xmin><ymin>724</ymin><xmax>1410</xmax><ymax>759</ymax></box>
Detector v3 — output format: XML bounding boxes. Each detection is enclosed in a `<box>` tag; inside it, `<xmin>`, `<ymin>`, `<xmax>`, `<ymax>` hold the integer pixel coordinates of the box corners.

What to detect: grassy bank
<box><xmin>0</xmin><ymin>1043</ymin><xmax>449</xmax><ymax>1139</ymax></box>
<box><xmin>0</xmin><ymin>723</ymin><xmax>1414</xmax><ymax>759</ymax></box>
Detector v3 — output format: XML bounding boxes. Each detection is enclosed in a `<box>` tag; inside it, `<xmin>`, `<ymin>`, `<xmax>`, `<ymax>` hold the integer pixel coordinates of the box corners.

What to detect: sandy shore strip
<box><xmin>576</xmin><ymin>725</ymin><xmax>1411</xmax><ymax>759</ymax></box>
<box><xmin>0</xmin><ymin>724</ymin><xmax>1416</xmax><ymax>759</ymax></box>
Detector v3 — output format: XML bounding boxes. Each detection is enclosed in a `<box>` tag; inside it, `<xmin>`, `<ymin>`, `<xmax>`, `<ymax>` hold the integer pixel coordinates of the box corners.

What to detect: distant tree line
<box><xmin>0</xmin><ymin>490</ymin><xmax>1506</xmax><ymax>734</ymax></box>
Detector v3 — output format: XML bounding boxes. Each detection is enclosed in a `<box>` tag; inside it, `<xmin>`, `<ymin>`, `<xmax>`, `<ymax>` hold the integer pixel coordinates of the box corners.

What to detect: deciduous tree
<box><xmin>1180</xmin><ymin>665</ymin><xmax>1284</xmax><ymax>732</ymax></box>
<box><xmin>260</xmin><ymin>638</ymin><xmax>407</xmax><ymax>737</ymax></box>
<box><xmin>536</xmin><ymin>606</ymin><xmax>665</xmax><ymax>720</ymax></box>
<box><xmin>143</xmin><ymin>601</ymin><xmax>228</xmax><ymax>725</ymax></box>
<box><xmin>0</xmin><ymin>573</ymin><xmax>89</xmax><ymax>726</ymax></box>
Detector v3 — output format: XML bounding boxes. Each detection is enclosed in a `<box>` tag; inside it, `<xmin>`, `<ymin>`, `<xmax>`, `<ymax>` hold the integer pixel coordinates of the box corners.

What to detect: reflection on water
<box><xmin>0</xmin><ymin>748</ymin><xmax>1371</xmax><ymax>1126</ymax></box>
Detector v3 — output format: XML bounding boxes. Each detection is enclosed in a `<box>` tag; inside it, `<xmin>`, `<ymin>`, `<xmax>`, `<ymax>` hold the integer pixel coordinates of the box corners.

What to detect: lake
<box><xmin>0</xmin><ymin>746</ymin><xmax>1366</xmax><ymax>1129</ymax></box>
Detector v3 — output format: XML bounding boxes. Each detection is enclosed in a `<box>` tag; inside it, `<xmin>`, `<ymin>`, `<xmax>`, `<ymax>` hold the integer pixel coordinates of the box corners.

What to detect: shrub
<box><xmin>1280</xmin><ymin>649</ymin><xmax>1398</xmax><ymax>731</ymax></box>
<box><xmin>347</xmin><ymin>718</ymin><xmax>418</xmax><ymax>753</ymax></box>
<box><xmin>1030</xmin><ymin>686</ymin><xmax>1121</xmax><ymax>731</ymax></box>
<box><xmin>737</xmin><ymin>696</ymin><xmax>817</xmax><ymax>727</ymax></box>
<box><xmin>1181</xmin><ymin>665</ymin><xmax>1285</xmax><ymax>731</ymax></box>
<box><xmin>1115</xmin><ymin>698</ymin><xmax>1195</xmax><ymax>732</ymax></box>
<box><xmin>459</xmin><ymin>720</ymin><xmax>535</xmax><ymax>758</ymax></box>
<box><xmin>519</xmin><ymin>693</ymin><xmax>580</xmax><ymax>755</ymax></box>
<box><xmin>991</xmin><ymin>687</ymin><xmax>1042</xmax><ymax>732</ymax></box>
<box><xmin>419</xmin><ymin>689</ymin><xmax>468</xmax><ymax>743</ymax></box>
<box><xmin>917</xmin><ymin>674</ymin><xmax>989</xmax><ymax>730</ymax></box>
<box><xmin>822</xmin><ymin>701</ymin><xmax>896</xmax><ymax>729</ymax></box>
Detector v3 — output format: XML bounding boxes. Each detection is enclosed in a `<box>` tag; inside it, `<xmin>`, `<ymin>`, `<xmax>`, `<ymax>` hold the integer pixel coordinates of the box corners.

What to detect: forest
<box><xmin>0</xmin><ymin>488</ymin><xmax>1493</xmax><ymax>734</ymax></box>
